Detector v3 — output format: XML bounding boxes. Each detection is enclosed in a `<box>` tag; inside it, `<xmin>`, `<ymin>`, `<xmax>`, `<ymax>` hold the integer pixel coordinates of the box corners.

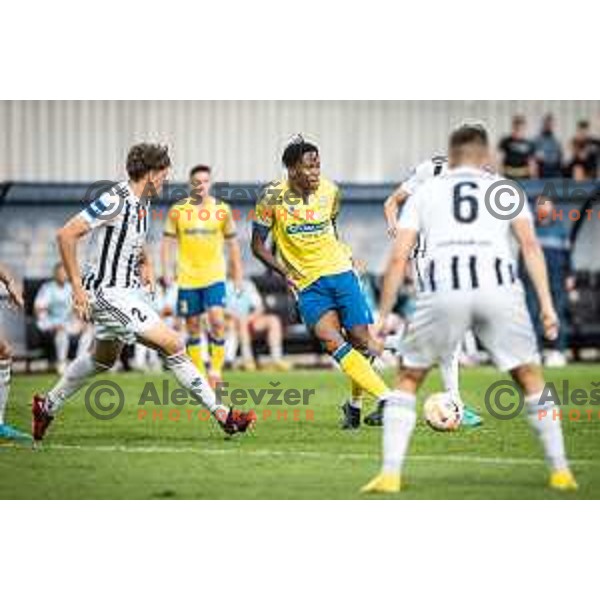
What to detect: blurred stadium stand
<box><xmin>2</xmin><ymin>101</ymin><xmax>599</xmax><ymax>183</ymax></box>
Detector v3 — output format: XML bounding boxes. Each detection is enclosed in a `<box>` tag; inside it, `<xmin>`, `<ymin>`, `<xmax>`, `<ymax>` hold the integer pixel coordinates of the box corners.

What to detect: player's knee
<box><xmin>316</xmin><ymin>328</ymin><xmax>345</xmax><ymax>354</ymax></box>
<box><xmin>166</xmin><ymin>335</ymin><xmax>186</xmax><ymax>356</ymax></box>
<box><xmin>510</xmin><ymin>363</ymin><xmax>544</xmax><ymax>396</ymax></box>
<box><xmin>396</xmin><ymin>367</ymin><xmax>427</xmax><ymax>392</ymax></box>
<box><xmin>0</xmin><ymin>340</ymin><xmax>13</xmax><ymax>360</ymax></box>
<box><xmin>268</xmin><ymin>315</ymin><xmax>281</xmax><ymax>332</ymax></box>
<box><xmin>186</xmin><ymin>317</ymin><xmax>201</xmax><ymax>335</ymax></box>
<box><xmin>347</xmin><ymin>330</ymin><xmax>369</xmax><ymax>354</ymax></box>
<box><xmin>209</xmin><ymin>319</ymin><xmax>226</xmax><ymax>338</ymax></box>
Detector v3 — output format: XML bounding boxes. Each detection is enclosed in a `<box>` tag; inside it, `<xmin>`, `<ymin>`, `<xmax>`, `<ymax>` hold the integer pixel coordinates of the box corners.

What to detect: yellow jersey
<box><xmin>254</xmin><ymin>178</ymin><xmax>352</xmax><ymax>290</ymax></box>
<box><xmin>164</xmin><ymin>197</ymin><xmax>236</xmax><ymax>289</ymax></box>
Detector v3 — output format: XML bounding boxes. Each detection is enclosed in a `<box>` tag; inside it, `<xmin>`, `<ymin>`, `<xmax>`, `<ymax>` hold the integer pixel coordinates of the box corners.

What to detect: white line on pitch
<box><xmin>44</xmin><ymin>443</ymin><xmax>596</xmax><ymax>466</ymax></box>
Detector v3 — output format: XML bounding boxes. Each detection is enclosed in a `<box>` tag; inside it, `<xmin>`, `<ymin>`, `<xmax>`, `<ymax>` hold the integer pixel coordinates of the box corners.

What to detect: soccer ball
<box><xmin>423</xmin><ymin>392</ymin><xmax>464</xmax><ymax>432</ymax></box>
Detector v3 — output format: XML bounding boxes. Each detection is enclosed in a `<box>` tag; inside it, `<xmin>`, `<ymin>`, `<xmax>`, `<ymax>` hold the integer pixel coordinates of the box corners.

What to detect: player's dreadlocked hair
<box><xmin>449</xmin><ymin>124</ymin><xmax>489</xmax><ymax>149</ymax></box>
<box><xmin>126</xmin><ymin>143</ymin><xmax>171</xmax><ymax>181</ymax></box>
<box><xmin>281</xmin><ymin>134</ymin><xmax>319</xmax><ymax>168</ymax></box>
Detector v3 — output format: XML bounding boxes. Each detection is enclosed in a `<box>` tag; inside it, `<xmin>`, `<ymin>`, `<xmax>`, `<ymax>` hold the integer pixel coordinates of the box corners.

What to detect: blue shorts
<box><xmin>297</xmin><ymin>270</ymin><xmax>373</xmax><ymax>330</ymax></box>
<box><xmin>177</xmin><ymin>282</ymin><xmax>226</xmax><ymax>317</ymax></box>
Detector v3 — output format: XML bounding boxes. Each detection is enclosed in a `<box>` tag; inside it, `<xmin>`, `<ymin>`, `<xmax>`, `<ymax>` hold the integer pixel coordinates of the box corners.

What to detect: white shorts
<box><xmin>402</xmin><ymin>284</ymin><xmax>540</xmax><ymax>372</ymax></box>
<box><xmin>90</xmin><ymin>288</ymin><xmax>161</xmax><ymax>345</ymax></box>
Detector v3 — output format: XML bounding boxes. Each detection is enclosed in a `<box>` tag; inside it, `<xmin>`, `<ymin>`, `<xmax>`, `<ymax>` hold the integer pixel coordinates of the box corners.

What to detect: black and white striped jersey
<box><xmin>400</xmin><ymin>155</ymin><xmax>448</xmax><ymax>196</ymax></box>
<box><xmin>401</xmin><ymin>156</ymin><xmax>448</xmax><ymax>277</ymax></box>
<box><xmin>79</xmin><ymin>181</ymin><xmax>150</xmax><ymax>292</ymax></box>
<box><xmin>399</xmin><ymin>166</ymin><xmax>533</xmax><ymax>293</ymax></box>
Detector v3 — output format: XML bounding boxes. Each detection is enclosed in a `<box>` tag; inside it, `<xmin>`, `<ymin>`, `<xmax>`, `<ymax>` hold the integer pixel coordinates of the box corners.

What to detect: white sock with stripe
<box><xmin>46</xmin><ymin>354</ymin><xmax>111</xmax><ymax>415</ymax></box>
<box><xmin>525</xmin><ymin>392</ymin><xmax>569</xmax><ymax>471</ymax></box>
<box><xmin>0</xmin><ymin>359</ymin><xmax>11</xmax><ymax>425</ymax></box>
<box><xmin>164</xmin><ymin>352</ymin><xmax>228</xmax><ymax>422</ymax></box>
<box><xmin>382</xmin><ymin>391</ymin><xmax>417</xmax><ymax>475</ymax></box>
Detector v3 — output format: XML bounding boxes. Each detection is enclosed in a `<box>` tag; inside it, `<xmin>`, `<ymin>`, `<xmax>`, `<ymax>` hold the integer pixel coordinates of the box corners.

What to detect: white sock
<box><xmin>271</xmin><ymin>339</ymin><xmax>283</xmax><ymax>362</ymax></box>
<box><xmin>46</xmin><ymin>354</ymin><xmax>111</xmax><ymax>415</ymax></box>
<box><xmin>349</xmin><ymin>397</ymin><xmax>362</xmax><ymax>409</ymax></box>
<box><xmin>165</xmin><ymin>352</ymin><xmax>229</xmax><ymax>421</ymax></box>
<box><xmin>0</xmin><ymin>359</ymin><xmax>11</xmax><ymax>425</ymax></box>
<box><xmin>224</xmin><ymin>330</ymin><xmax>238</xmax><ymax>363</ymax></box>
<box><xmin>382</xmin><ymin>391</ymin><xmax>417</xmax><ymax>475</ymax></box>
<box><xmin>55</xmin><ymin>329</ymin><xmax>69</xmax><ymax>364</ymax></box>
<box><xmin>76</xmin><ymin>327</ymin><xmax>94</xmax><ymax>358</ymax></box>
<box><xmin>526</xmin><ymin>392</ymin><xmax>569</xmax><ymax>471</ymax></box>
<box><xmin>440</xmin><ymin>350</ymin><xmax>460</xmax><ymax>401</ymax></box>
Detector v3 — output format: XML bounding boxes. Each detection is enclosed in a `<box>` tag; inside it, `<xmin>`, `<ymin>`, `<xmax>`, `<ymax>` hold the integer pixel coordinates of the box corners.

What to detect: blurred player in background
<box><xmin>32</xmin><ymin>144</ymin><xmax>255</xmax><ymax>441</ymax></box>
<box><xmin>161</xmin><ymin>164</ymin><xmax>243</xmax><ymax>389</ymax></box>
<box><xmin>0</xmin><ymin>264</ymin><xmax>30</xmax><ymax>443</ymax></box>
<box><xmin>380</xmin><ymin>154</ymin><xmax>483</xmax><ymax>427</ymax></box>
<box><xmin>252</xmin><ymin>136</ymin><xmax>391</xmax><ymax>422</ymax></box>
<box><xmin>34</xmin><ymin>262</ymin><xmax>91</xmax><ymax>374</ymax></box>
<box><xmin>224</xmin><ymin>277</ymin><xmax>290</xmax><ymax>371</ymax></box>
<box><xmin>363</xmin><ymin>125</ymin><xmax>576</xmax><ymax>493</ymax></box>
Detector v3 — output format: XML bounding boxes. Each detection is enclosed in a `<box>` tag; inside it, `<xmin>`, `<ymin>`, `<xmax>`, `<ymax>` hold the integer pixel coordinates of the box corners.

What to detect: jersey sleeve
<box><xmin>398</xmin><ymin>190</ymin><xmax>422</xmax><ymax>231</ymax></box>
<box><xmin>163</xmin><ymin>205</ymin><xmax>179</xmax><ymax>237</ymax></box>
<box><xmin>79</xmin><ymin>192</ymin><xmax>121</xmax><ymax>230</ymax></box>
<box><xmin>253</xmin><ymin>188</ymin><xmax>274</xmax><ymax>236</ymax></box>
<box><xmin>399</xmin><ymin>160</ymin><xmax>433</xmax><ymax>196</ymax></box>
<box><xmin>222</xmin><ymin>203</ymin><xmax>238</xmax><ymax>238</ymax></box>
<box><xmin>331</xmin><ymin>184</ymin><xmax>342</xmax><ymax>220</ymax></box>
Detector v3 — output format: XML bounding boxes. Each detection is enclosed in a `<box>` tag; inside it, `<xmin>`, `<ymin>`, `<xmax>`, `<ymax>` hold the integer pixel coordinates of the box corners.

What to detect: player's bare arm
<box><xmin>56</xmin><ymin>215</ymin><xmax>91</xmax><ymax>320</ymax></box>
<box><xmin>250</xmin><ymin>227</ymin><xmax>300</xmax><ymax>290</ymax></box>
<box><xmin>512</xmin><ymin>217</ymin><xmax>558</xmax><ymax>341</ymax></box>
<box><xmin>0</xmin><ymin>262</ymin><xmax>24</xmax><ymax>309</ymax></box>
<box><xmin>224</xmin><ymin>211</ymin><xmax>243</xmax><ymax>290</ymax></box>
<box><xmin>383</xmin><ymin>186</ymin><xmax>410</xmax><ymax>237</ymax></box>
<box><xmin>140</xmin><ymin>245</ymin><xmax>156</xmax><ymax>293</ymax></box>
<box><xmin>377</xmin><ymin>227</ymin><xmax>418</xmax><ymax>330</ymax></box>
<box><xmin>159</xmin><ymin>232</ymin><xmax>177</xmax><ymax>285</ymax></box>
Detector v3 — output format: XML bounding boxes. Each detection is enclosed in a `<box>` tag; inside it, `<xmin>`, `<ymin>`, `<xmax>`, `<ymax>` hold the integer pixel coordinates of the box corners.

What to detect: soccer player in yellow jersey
<box><xmin>161</xmin><ymin>164</ymin><xmax>243</xmax><ymax>388</ymax></box>
<box><xmin>251</xmin><ymin>136</ymin><xmax>390</xmax><ymax>421</ymax></box>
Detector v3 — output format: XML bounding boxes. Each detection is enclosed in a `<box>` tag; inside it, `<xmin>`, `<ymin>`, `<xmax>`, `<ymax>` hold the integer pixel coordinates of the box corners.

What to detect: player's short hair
<box><xmin>126</xmin><ymin>144</ymin><xmax>171</xmax><ymax>181</ymax></box>
<box><xmin>189</xmin><ymin>164</ymin><xmax>212</xmax><ymax>179</ymax></box>
<box><xmin>281</xmin><ymin>135</ymin><xmax>319</xmax><ymax>168</ymax></box>
<box><xmin>449</xmin><ymin>124</ymin><xmax>489</xmax><ymax>150</ymax></box>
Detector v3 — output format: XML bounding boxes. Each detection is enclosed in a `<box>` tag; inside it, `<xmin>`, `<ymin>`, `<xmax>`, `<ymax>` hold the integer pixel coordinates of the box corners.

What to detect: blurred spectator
<box><xmin>224</xmin><ymin>278</ymin><xmax>290</xmax><ymax>371</ymax></box>
<box><xmin>498</xmin><ymin>115</ymin><xmax>538</xmax><ymax>179</ymax></box>
<box><xmin>534</xmin><ymin>114</ymin><xmax>563</xmax><ymax>178</ymax></box>
<box><xmin>566</xmin><ymin>120</ymin><xmax>599</xmax><ymax>180</ymax></box>
<box><xmin>34</xmin><ymin>263</ymin><xmax>90</xmax><ymax>373</ymax></box>
<box><xmin>522</xmin><ymin>197</ymin><xmax>574</xmax><ymax>367</ymax></box>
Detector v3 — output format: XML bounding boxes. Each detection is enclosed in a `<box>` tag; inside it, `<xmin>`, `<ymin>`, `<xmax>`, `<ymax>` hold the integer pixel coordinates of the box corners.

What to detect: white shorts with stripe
<box><xmin>90</xmin><ymin>288</ymin><xmax>161</xmax><ymax>345</ymax></box>
<box><xmin>402</xmin><ymin>283</ymin><xmax>540</xmax><ymax>372</ymax></box>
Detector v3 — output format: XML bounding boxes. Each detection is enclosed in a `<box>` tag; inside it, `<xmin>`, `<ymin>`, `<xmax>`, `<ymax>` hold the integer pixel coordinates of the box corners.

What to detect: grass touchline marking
<box><xmin>44</xmin><ymin>444</ymin><xmax>597</xmax><ymax>466</ymax></box>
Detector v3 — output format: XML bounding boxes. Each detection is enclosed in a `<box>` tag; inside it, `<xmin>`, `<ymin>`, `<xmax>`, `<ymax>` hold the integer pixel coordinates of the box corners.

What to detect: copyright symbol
<box><xmin>84</xmin><ymin>380</ymin><xmax>125</xmax><ymax>421</ymax></box>
<box><xmin>484</xmin><ymin>179</ymin><xmax>527</xmax><ymax>221</ymax></box>
<box><xmin>80</xmin><ymin>180</ymin><xmax>125</xmax><ymax>222</ymax></box>
<box><xmin>484</xmin><ymin>380</ymin><xmax>524</xmax><ymax>421</ymax></box>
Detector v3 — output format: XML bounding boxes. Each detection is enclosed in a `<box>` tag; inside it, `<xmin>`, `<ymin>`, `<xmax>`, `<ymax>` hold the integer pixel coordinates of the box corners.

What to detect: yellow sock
<box><xmin>208</xmin><ymin>334</ymin><xmax>225</xmax><ymax>375</ymax></box>
<box><xmin>334</xmin><ymin>343</ymin><xmax>389</xmax><ymax>399</ymax></box>
<box><xmin>187</xmin><ymin>338</ymin><xmax>206</xmax><ymax>375</ymax></box>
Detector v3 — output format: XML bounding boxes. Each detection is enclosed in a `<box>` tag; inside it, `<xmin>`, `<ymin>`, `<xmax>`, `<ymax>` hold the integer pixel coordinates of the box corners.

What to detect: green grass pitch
<box><xmin>1</xmin><ymin>365</ymin><xmax>599</xmax><ymax>499</ymax></box>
